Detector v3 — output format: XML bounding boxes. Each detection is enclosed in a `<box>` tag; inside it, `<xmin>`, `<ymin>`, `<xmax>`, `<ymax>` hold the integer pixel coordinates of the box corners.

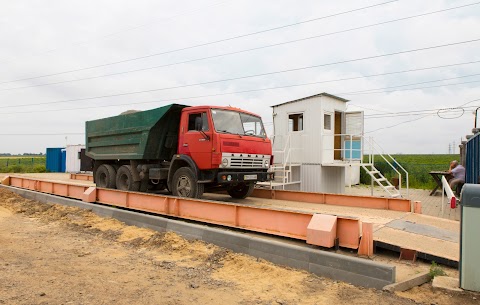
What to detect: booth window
<box><xmin>324</xmin><ymin>113</ymin><xmax>332</xmax><ymax>130</ymax></box>
<box><xmin>288</xmin><ymin>113</ymin><xmax>303</xmax><ymax>132</ymax></box>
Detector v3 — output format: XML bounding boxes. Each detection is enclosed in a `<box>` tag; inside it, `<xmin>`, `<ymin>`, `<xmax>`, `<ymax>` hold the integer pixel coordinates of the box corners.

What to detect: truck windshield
<box><xmin>211</xmin><ymin>109</ymin><xmax>266</xmax><ymax>138</ymax></box>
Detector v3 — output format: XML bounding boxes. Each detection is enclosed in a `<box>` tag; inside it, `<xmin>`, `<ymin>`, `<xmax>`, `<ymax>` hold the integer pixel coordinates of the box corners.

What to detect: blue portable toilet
<box><xmin>46</xmin><ymin>148</ymin><xmax>66</xmax><ymax>172</ymax></box>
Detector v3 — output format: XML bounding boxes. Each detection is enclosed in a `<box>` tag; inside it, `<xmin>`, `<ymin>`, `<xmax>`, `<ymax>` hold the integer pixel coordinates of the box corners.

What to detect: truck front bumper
<box><xmin>217</xmin><ymin>171</ymin><xmax>274</xmax><ymax>184</ymax></box>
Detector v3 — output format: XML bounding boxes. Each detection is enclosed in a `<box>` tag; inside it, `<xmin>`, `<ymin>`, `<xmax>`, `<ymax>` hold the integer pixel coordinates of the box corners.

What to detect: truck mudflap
<box><xmin>217</xmin><ymin>171</ymin><xmax>274</xmax><ymax>184</ymax></box>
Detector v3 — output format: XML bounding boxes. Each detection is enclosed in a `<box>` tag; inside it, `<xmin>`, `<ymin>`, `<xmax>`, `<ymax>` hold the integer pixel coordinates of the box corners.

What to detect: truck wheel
<box><xmin>116</xmin><ymin>165</ymin><xmax>140</xmax><ymax>192</ymax></box>
<box><xmin>172</xmin><ymin>167</ymin><xmax>204</xmax><ymax>198</ymax></box>
<box><xmin>96</xmin><ymin>164</ymin><xmax>117</xmax><ymax>189</ymax></box>
<box><xmin>227</xmin><ymin>183</ymin><xmax>254</xmax><ymax>199</ymax></box>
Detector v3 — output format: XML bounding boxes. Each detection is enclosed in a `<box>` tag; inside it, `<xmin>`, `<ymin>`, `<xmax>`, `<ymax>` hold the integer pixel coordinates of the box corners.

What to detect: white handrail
<box><xmin>441</xmin><ymin>175</ymin><xmax>456</xmax><ymax>216</ymax></box>
<box><xmin>321</xmin><ymin>133</ymin><xmax>409</xmax><ymax>197</ymax></box>
<box><xmin>364</xmin><ymin>136</ymin><xmax>409</xmax><ymax>197</ymax></box>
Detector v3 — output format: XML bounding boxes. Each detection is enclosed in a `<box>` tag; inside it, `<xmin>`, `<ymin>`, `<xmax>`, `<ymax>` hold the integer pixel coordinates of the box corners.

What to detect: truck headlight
<box><xmin>221</xmin><ymin>158</ymin><xmax>229</xmax><ymax>168</ymax></box>
<box><xmin>264</xmin><ymin>159</ymin><xmax>269</xmax><ymax>167</ymax></box>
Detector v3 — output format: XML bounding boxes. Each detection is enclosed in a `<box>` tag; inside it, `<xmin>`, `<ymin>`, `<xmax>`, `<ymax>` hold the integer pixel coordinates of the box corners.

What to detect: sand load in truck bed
<box><xmin>85</xmin><ymin>104</ymin><xmax>187</xmax><ymax>161</ymax></box>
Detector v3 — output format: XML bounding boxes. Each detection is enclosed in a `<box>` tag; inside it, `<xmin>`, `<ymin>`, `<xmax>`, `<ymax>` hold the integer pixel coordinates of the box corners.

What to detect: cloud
<box><xmin>0</xmin><ymin>0</ymin><xmax>478</xmax><ymax>154</ymax></box>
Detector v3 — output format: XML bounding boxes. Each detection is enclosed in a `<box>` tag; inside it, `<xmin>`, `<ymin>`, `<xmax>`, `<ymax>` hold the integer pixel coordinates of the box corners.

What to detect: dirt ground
<box><xmin>0</xmin><ymin>189</ymin><xmax>479</xmax><ymax>305</ymax></box>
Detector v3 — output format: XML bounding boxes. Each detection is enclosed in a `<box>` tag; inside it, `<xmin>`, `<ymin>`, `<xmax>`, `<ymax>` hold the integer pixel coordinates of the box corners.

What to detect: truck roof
<box><xmin>184</xmin><ymin>105</ymin><xmax>261</xmax><ymax>117</ymax></box>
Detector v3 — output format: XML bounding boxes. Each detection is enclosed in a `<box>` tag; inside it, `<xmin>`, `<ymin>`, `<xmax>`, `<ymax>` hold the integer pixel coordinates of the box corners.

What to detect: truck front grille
<box><xmin>230</xmin><ymin>157</ymin><xmax>265</xmax><ymax>168</ymax></box>
<box><xmin>222</xmin><ymin>153</ymin><xmax>270</xmax><ymax>169</ymax></box>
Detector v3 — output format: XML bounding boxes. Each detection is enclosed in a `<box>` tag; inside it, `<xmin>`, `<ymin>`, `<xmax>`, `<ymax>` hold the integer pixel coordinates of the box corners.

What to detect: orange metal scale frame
<box><xmin>6</xmin><ymin>176</ymin><xmax>376</xmax><ymax>254</ymax></box>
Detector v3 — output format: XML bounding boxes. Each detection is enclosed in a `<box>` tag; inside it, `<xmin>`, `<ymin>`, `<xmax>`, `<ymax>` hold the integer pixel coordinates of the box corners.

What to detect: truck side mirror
<box><xmin>195</xmin><ymin>116</ymin><xmax>203</xmax><ymax>131</ymax></box>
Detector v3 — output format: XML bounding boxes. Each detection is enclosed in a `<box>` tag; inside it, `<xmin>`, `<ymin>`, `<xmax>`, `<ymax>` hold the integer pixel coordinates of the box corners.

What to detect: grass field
<box><xmin>360</xmin><ymin>154</ymin><xmax>459</xmax><ymax>189</ymax></box>
<box><xmin>0</xmin><ymin>156</ymin><xmax>46</xmax><ymax>173</ymax></box>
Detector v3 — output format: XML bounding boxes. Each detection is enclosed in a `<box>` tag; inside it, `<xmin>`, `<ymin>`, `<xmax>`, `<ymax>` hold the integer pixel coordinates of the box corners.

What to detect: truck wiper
<box><xmin>217</xmin><ymin>129</ymin><xmax>235</xmax><ymax>134</ymax></box>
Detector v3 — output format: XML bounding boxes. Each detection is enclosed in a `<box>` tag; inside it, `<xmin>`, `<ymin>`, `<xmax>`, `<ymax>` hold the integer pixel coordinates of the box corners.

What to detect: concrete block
<box><xmin>203</xmin><ymin>229</ymin><xmax>251</xmax><ymax>249</ymax></box>
<box><xmin>309</xmin><ymin>262</ymin><xmax>392</xmax><ymax>289</ymax></box>
<box><xmin>383</xmin><ymin>271</ymin><xmax>431</xmax><ymax>292</ymax></box>
<box><xmin>113</xmin><ymin>210</ymin><xmax>169</xmax><ymax>232</ymax></box>
<box><xmin>249</xmin><ymin>238</ymin><xmax>310</xmax><ymax>262</ymax></box>
<box><xmin>82</xmin><ymin>187</ymin><xmax>96</xmax><ymax>203</ymax></box>
<box><xmin>306</xmin><ymin>214</ymin><xmax>337</xmax><ymax>247</ymax></box>
<box><xmin>432</xmin><ymin>276</ymin><xmax>462</xmax><ymax>292</ymax></box>
<box><xmin>166</xmin><ymin>221</ymin><xmax>205</xmax><ymax>240</ymax></box>
<box><xmin>248</xmin><ymin>248</ymin><xmax>310</xmax><ymax>270</ymax></box>
<box><xmin>1</xmin><ymin>176</ymin><xmax>10</xmax><ymax>186</ymax></box>
<box><xmin>207</xmin><ymin>239</ymin><xmax>250</xmax><ymax>255</ymax></box>
<box><xmin>308</xmin><ymin>251</ymin><xmax>395</xmax><ymax>282</ymax></box>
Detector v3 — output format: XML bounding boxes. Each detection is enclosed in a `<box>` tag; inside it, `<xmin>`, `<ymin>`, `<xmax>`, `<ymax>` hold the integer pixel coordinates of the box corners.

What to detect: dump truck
<box><xmin>85</xmin><ymin>104</ymin><xmax>274</xmax><ymax>199</ymax></box>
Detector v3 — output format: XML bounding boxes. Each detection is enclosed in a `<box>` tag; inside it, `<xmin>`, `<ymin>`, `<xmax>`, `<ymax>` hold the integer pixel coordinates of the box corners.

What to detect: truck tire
<box><xmin>96</xmin><ymin>164</ymin><xmax>117</xmax><ymax>189</ymax></box>
<box><xmin>116</xmin><ymin>165</ymin><xmax>140</xmax><ymax>192</ymax></box>
<box><xmin>227</xmin><ymin>183</ymin><xmax>254</xmax><ymax>199</ymax></box>
<box><xmin>172</xmin><ymin>167</ymin><xmax>204</xmax><ymax>198</ymax></box>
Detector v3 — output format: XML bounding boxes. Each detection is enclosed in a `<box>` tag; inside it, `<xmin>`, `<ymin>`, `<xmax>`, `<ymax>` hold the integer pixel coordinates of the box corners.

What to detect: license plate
<box><xmin>244</xmin><ymin>174</ymin><xmax>257</xmax><ymax>180</ymax></box>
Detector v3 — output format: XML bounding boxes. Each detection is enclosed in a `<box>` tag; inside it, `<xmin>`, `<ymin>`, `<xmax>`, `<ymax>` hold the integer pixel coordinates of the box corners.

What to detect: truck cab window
<box><xmin>188</xmin><ymin>112</ymin><xmax>209</xmax><ymax>131</ymax></box>
<box><xmin>211</xmin><ymin>109</ymin><xmax>266</xmax><ymax>138</ymax></box>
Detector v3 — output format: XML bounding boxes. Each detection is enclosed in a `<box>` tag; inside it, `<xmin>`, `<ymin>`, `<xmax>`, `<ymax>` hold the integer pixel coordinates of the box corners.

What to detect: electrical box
<box><xmin>460</xmin><ymin>184</ymin><xmax>480</xmax><ymax>292</ymax></box>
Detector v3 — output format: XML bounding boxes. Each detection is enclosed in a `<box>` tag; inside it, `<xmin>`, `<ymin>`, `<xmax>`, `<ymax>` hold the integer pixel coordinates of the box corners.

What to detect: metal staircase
<box><xmin>361</xmin><ymin>163</ymin><xmax>401</xmax><ymax>198</ymax></box>
<box><xmin>268</xmin><ymin>163</ymin><xmax>301</xmax><ymax>189</ymax></box>
<box><xmin>362</xmin><ymin>136</ymin><xmax>409</xmax><ymax>198</ymax></box>
<box><xmin>257</xmin><ymin>134</ymin><xmax>301</xmax><ymax>190</ymax></box>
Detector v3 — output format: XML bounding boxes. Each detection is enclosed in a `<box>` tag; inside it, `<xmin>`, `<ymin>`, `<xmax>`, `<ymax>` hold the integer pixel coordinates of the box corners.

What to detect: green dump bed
<box><xmin>86</xmin><ymin>104</ymin><xmax>187</xmax><ymax>160</ymax></box>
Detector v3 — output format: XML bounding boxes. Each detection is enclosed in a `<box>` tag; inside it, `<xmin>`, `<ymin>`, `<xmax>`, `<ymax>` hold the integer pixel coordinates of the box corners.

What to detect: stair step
<box><xmin>376</xmin><ymin>178</ymin><xmax>387</xmax><ymax>182</ymax></box>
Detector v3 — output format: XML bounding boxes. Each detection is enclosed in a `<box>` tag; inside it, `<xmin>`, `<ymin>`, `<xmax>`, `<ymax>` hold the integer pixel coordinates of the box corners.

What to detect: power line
<box><xmin>0</xmin><ymin>0</ymin><xmax>399</xmax><ymax>85</ymax></box>
<box><xmin>2</xmin><ymin>38</ymin><xmax>479</xmax><ymax>110</ymax></box>
<box><xmin>1</xmin><ymin>67</ymin><xmax>479</xmax><ymax>115</ymax></box>
<box><xmin>1</xmin><ymin>1</ymin><xmax>476</xmax><ymax>91</ymax></box>
<box><xmin>6</xmin><ymin>105</ymin><xmax>480</xmax><ymax>136</ymax></box>
<box><xmin>341</xmin><ymin>79</ymin><xmax>480</xmax><ymax>96</ymax></box>
<box><xmin>336</xmin><ymin>73</ymin><xmax>480</xmax><ymax>95</ymax></box>
<box><xmin>0</xmin><ymin>0</ymin><xmax>233</xmax><ymax>64</ymax></box>
<box><xmin>365</xmin><ymin>105</ymin><xmax>478</xmax><ymax>119</ymax></box>
<box><xmin>365</xmin><ymin>98</ymin><xmax>480</xmax><ymax>133</ymax></box>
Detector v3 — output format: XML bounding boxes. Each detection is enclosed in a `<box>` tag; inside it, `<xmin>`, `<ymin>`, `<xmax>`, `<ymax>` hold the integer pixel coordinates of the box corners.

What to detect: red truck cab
<box><xmin>171</xmin><ymin>106</ymin><xmax>273</xmax><ymax>198</ymax></box>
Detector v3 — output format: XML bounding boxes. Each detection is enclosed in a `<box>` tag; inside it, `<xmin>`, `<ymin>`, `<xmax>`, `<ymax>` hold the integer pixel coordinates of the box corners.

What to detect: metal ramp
<box><xmin>361</xmin><ymin>163</ymin><xmax>401</xmax><ymax>198</ymax></box>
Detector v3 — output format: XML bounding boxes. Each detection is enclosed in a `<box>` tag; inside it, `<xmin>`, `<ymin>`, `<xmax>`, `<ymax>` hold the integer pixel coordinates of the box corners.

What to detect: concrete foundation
<box><xmin>0</xmin><ymin>185</ymin><xmax>395</xmax><ymax>289</ymax></box>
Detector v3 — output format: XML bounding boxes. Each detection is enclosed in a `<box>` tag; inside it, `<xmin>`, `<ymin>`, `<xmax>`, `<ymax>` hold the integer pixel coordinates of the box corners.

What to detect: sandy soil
<box><xmin>0</xmin><ymin>189</ymin><xmax>479</xmax><ymax>305</ymax></box>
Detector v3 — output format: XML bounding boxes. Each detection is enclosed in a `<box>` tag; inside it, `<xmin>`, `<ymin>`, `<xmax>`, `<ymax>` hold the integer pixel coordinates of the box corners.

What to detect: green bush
<box><xmin>0</xmin><ymin>157</ymin><xmax>47</xmax><ymax>173</ymax></box>
<box><xmin>32</xmin><ymin>165</ymin><xmax>47</xmax><ymax>173</ymax></box>
<box><xmin>429</xmin><ymin>261</ymin><xmax>446</xmax><ymax>278</ymax></box>
<box><xmin>8</xmin><ymin>165</ymin><xmax>24</xmax><ymax>173</ymax></box>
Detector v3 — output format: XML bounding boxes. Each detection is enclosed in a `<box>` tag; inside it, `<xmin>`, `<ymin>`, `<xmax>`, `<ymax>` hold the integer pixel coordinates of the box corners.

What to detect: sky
<box><xmin>0</xmin><ymin>0</ymin><xmax>479</xmax><ymax>154</ymax></box>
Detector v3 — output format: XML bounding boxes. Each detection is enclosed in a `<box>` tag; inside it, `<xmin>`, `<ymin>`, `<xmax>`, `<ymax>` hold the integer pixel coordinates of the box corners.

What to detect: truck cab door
<box><xmin>180</xmin><ymin>111</ymin><xmax>213</xmax><ymax>169</ymax></box>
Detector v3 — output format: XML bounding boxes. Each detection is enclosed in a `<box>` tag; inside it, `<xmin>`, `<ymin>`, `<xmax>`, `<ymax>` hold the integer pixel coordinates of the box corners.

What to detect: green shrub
<box><xmin>8</xmin><ymin>165</ymin><xmax>24</xmax><ymax>173</ymax></box>
<box><xmin>429</xmin><ymin>261</ymin><xmax>446</xmax><ymax>278</ymax></box>
<box><xmin>32</xmin><ymin>165</ymin><xmax>47</xmax><ymax>173</ymax></box>
<box><xmin>0</xmin><ymin>156</ymin><xmax>46</xmax><ymax>173</ymax></box>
